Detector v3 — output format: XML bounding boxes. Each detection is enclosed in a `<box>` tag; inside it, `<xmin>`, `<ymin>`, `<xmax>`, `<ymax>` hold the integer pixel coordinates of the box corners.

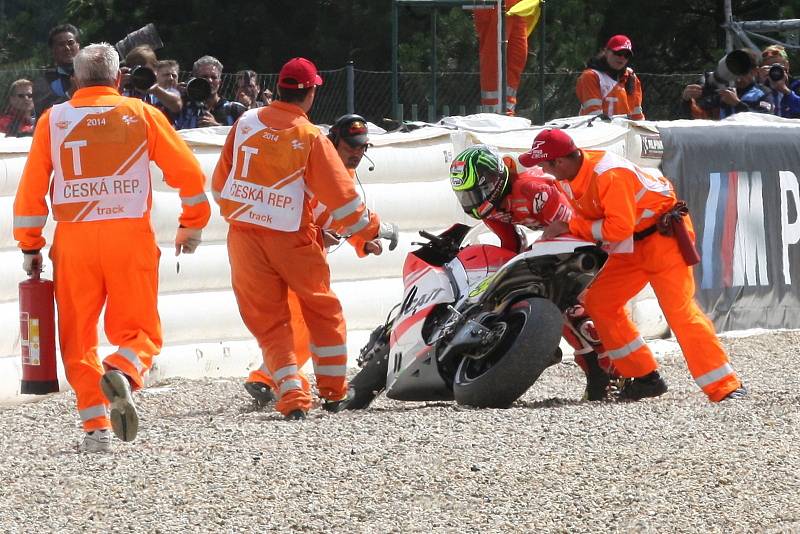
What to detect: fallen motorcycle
<box><xmin>346</xmin><ymin>223</ymin><xmax>607</xmax><ymax>409</ymax></box>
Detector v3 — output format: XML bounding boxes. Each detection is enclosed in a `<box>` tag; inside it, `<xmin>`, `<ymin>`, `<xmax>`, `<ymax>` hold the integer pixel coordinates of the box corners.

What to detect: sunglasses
<box><xmin>611</xmin><ymin>50</ymin><xmax>632</xmax><ymax>59</ymax></box>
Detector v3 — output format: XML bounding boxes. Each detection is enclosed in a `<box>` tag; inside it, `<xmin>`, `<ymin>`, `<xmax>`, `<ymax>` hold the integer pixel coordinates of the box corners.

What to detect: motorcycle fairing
<box><xmin>386</xmin><ymin>263</ymin><xmax>455</xmax><ymax>401</ymax></box>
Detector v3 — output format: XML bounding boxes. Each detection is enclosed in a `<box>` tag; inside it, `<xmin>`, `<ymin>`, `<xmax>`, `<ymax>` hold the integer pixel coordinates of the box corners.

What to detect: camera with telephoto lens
<box><xmin>130</xmin><ymin>65</ymin><xmax>157</xmax><ymax>92</ymax></box>
<box><xmin>768</xmin><ymin>63</ymin><xmax>786</xmax><ymax>83</ymax></box>
<box><xmin>185</xmin><ymin>76</ymin><xmax>212</xmax><ymax>115</ymax></box>
<box><xmin>697</xmin><ymin>49</ymin><xmax>756</xmax><ymax>110</ymax></box>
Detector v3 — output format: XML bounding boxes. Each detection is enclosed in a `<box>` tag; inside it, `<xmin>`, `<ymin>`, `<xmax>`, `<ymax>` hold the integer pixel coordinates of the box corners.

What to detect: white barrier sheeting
<box><xmin>0</xmin><ymin>115</ymin><xmax>671</xmax><ymax>403</ymax></box>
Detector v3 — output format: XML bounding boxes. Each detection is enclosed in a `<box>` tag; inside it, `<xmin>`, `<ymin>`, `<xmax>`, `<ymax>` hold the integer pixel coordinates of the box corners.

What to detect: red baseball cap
<box><xmin>278</xmin><ymin>57</ymin><xmax>323</xmax><ymax>89</ymax></box>
<box><xmin>605</xmin><ymin>34</ymin><xmax>633</xmax><ymax>54</ymax></box>
<box><xmin>518</xmin><ymin>129</ymin><xmax>578</xmax><ymax>167</ymax></box>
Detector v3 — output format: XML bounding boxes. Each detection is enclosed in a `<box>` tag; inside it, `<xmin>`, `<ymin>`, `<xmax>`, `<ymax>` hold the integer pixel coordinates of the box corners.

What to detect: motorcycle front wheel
<box><xmin>453</xmin><ymin>297</ymin><xmax>562</xmax><ymax>408</ymax></box>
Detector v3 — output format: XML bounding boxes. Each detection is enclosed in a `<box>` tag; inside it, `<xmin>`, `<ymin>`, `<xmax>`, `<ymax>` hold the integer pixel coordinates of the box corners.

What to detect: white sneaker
<box><xmin>100</xmin><ymin>370</ymin><xmax>139</xmax><ymax>442</ymax></box>
<box><xmin>79</xmin><ymin>429</ymin><xmax>112</xmax><ymax>453</ymax></box>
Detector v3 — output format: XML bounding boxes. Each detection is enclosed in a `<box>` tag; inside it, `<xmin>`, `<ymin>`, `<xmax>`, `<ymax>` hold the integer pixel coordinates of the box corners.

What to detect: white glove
<box><xmin>175</xmin><ymin>227</ymin><xmax>202</xmax><ymax>255</ymax></box>
<box><xmin>22</xmin><ymin>251</ymin><xmax>42</xmax><ymax>275</ymax></box>
<box><xmin>377</xmin><ymin>222</ymin><xmax>399</xmax><ymax>251</ymax></box>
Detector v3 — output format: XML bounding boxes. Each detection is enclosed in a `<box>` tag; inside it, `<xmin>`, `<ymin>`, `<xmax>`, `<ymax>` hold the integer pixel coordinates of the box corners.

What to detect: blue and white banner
<box><xmin>659</xmin><ymin>123</ymin><xmax>800</xmax><ymax>331</ymax></box>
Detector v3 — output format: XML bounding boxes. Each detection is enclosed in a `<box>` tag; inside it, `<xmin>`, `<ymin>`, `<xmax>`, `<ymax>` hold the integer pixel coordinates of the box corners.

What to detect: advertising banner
<box><xmin>660</xmin><ymin>124</ymin><xmax>800</xmax><ymax>331</ymax></box>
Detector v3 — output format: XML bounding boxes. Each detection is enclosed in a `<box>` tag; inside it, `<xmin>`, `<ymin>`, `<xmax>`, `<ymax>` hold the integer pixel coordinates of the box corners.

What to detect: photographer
<box><xmin>759</xmin><ymin>45</ymin><xmax>800</xmax><ymax>119</ymax></box>
<box><xmin>121</xmin><ymin>46</ymin><xmax>182</xmax><ymax>119</ymax></box>
<box><xmin>679</xmin><ymin>49</ymin><xmax>773</xmax><ymax>119</ymax></box>
<box><xmin>235</xmin><ymin>69</ymin><xmax>266</xmax><ymax>109</ymax></box>
<box><xmin>174</xmin><ymin>55</ymin><xmax>245</xmax><ymax>129</ymax></box>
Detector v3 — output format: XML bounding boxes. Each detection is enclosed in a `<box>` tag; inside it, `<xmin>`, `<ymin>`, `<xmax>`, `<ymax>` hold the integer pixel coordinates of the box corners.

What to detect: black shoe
<box><xmin>619</xmin><ymin>370</ymin><xmax>668</xmax><ymax>401</ymax></box>
<box><xmin>321</xmin><ymin>389</ymin><xmax>354</xmax><ymax>413</ymax></box>
<box><xmin>244</xmin><ymin>381</ymin><xmax>276</xmax><ymax>404</ymax></box>
<box><xmin>581</xmin><ymin>352</ymin><xmax>611</xmax><ymax>401</ymax></box>
<box><xmin>284</xmin><ymin>409</ymin><xmax>307</xmax><ymax>421</ymax></box>
<box><xmin>721</xmin><ymin>385</ymin><xmax>748</xmax><ymax>401</ymax></box>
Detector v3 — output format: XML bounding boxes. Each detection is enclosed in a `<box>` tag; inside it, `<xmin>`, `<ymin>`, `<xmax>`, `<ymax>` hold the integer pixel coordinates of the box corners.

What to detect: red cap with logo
<box><xmin>605</xmin><ymin>34</ymin><xmax>633</xmax><ymax>54</ymax></box>
<box><xmin>518</xmin><ymin>129</ymin><xmax>578</xmax><ymax>167</ymax></box>
<box><xmin>278</xmin><ymin>57</ymin><xmax>323</xmax><ymax>89</ymax></box>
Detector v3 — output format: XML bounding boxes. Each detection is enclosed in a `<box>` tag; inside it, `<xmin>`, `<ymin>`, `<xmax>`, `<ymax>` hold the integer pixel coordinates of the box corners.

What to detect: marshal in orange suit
<box><xmin>13</xmin><ymin>43</ymin><xmax>210</xmax><ymax>452</ymax></box>
<box><xmin>473</xmin><ymin>0</ymin><xmax>540</xmax><ymax>115</ymax></box>
<box><xmin>520</xmin><ymin>128</ymin><xmax>746</xmax><ymax>403</ymax></box>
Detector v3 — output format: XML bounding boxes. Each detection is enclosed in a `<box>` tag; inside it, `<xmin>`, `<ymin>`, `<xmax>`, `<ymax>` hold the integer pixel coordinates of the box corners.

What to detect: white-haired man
<box><xmin>13</xmin><ymin>43</ymin><xmax>211</xmax><ymax>452</ymax></box>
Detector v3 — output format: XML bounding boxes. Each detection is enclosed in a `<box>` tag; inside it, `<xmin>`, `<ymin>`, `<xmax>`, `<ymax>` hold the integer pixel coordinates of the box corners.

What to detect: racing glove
<box><xmin>377</xmin><ymin>222</ymin><xmax>399</xmax><ymax>251</ymax></box>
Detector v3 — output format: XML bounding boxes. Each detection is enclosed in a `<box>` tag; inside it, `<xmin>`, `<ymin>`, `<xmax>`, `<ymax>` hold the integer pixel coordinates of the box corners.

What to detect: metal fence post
<box><xmin>539</xmin><ymin>0</ymin><xmax>546</xmax><ymax>124</ymax></box>
<box><xmin>346</xmin><ymin>61</ymin><xmax>355</xmax><ymax>114</ymax></box>
<box><xmin>391</xmin><ymin>0</ymin><xmax>400</xmax><ymax>121</ymax></box>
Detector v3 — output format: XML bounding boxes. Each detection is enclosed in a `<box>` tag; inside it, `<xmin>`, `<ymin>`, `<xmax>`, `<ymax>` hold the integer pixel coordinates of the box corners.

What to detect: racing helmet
<box><xmin>449</xmin><ymin>145</ymin><xmax>510</xmax><ymax>219</ymax></box>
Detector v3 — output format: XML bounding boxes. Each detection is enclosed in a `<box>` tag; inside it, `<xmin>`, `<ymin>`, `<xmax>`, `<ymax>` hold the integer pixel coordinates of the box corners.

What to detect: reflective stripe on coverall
<box><xmin>212</xmin><ymin>102</ymin><xmax>380</xmax><ymax>416</ymax></box>
<box><xmin>575</xmin><ymin>67</ymin><xmax>644</xmax><ymax>120</ymax></box>
<box><xmin>556</xmin><ymin>150</ymin><xmax>741</xmax><ymax>401</ymax></box>
<box><xmin>245</xmin><ymin>172</ymin><xmax>369</xmax><ymax>392</ymax></box>
<box><xmin>13</xmin><ymin>86</ymin><xmax>210</xmax><ymax>431</ymax></box>
<box><xmin>474</xmin><ymin>0</ymin><xmax>530</xmax><ymax>115</ymax></box>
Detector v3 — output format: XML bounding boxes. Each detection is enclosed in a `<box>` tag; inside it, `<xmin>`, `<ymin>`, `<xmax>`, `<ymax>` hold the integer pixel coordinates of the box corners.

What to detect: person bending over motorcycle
<box><xmin>449</xmin><ymin>144</ymin><xmax>615</xmax><ymax>400</ymax></box>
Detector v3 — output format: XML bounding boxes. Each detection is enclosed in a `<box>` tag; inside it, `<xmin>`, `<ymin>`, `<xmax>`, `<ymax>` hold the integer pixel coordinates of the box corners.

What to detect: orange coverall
<box><xmin>13</xmin><ymin>86</ymin><xmax>210</xmax><ymax>431</ymax></box>
<box><xmin>245</xmin><ymin>172</ymin><xmax>369</xmax><ymax>393</ymax></box>
<box><xmin>212</xmin><ymin>101</ymin><xmax>380</xmax><ymax>417</ymax></box>
<box><xmin>575</xmin><ymin>67</ymin><xmax>644</xmax><ymax>119</ymax></box>
<box><xmin>474</xmin><ymin>0</ymin><xmax>529</xmax><ymax>115</ymax></box>
<box><xmin>556</xmin><ymin>150</ymin><xmax>741</xmax><ymax>401</ymax></box>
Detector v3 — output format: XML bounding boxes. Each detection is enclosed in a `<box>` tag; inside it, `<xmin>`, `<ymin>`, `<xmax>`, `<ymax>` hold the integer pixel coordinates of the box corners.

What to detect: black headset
<box><xmin>328</xmin><ymin>113</ymin><xmax>367</xmax><ymax>146</ymax></box>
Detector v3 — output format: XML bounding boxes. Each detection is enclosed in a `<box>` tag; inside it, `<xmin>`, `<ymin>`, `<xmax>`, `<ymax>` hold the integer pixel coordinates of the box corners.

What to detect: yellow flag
<box><xmin>506</xmin><ymin>0</ymin><xmax>541</xmax><ymax>37</ymax></box>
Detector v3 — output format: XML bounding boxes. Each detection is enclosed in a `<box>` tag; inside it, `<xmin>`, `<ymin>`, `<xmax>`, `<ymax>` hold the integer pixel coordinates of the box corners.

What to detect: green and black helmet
<box><xmin>449</xmin><ymin>144</ymin><xmax>510</xmax><ymax>219</ymax></box>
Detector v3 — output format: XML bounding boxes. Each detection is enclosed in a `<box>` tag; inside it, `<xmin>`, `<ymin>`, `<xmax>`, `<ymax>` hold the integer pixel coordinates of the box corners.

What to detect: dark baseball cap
<box><xmin>333</xmin><ymin>114</ymin><xmax>369</xmax><ymax>147</ymax></box>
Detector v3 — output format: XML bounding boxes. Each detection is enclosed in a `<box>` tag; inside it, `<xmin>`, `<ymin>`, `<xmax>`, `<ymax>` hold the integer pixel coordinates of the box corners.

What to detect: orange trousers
<box><xmin>50</xmin><ymin>218</ymin><xmax>161</xmax><ymax>432</ymax></box>
<box><xmin>474</xmin><ymin>0</ymin><xmax>528</xmax><ymax>115</ymax></box>
<box><xmin>228</xmin><ymin>224</ymin><xmax>349</xmax><ymax>416</ymax></box>
<box><xmin>246</xmin><ymin>291</ymin><xmax>312</xmax><ymax>392</ymax></box>
<box><xmin>582</xmin><ymin>221</ymin><xmax>741</xmax><ymax>401</ymax></box>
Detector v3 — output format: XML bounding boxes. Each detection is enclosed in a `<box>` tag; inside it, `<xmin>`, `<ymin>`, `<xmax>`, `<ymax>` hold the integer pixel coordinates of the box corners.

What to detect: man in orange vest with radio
<box><xmin>213</xmin><ymin>58</ymin><xmax>394</xmax><ymax>420</ymax></box>
<box><xmin>520</xmin><ymin>128</ymin><xmax>745</xmax><ymax>402</ymax></box>
<box><xmin>13</xmin><ymin>43</ymin><xmax>210</xmax><ymax>452</ymax></box>
<box><xmin>242</xmin><ymin>113</ymin><xmax>381</xmax><ymax>405</ymax></box>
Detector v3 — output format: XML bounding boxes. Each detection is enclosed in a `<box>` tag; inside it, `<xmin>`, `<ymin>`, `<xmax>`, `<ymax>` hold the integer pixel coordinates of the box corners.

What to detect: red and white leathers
<box><xmin>13</xmin><ymin>86</ymin><xmax>210</xmax><ymax>432</ymax></box>
<box><xmin>483</xmin><ymin>163</ymin><xmax>614</xmax><ymax>375</ymax></box>
<box><xmin>555</xmin><ymin>149</ymin><xmax>742</xmax><ymax>401</ymax></box>
<box><xmin>576</xmin><ymin>65</ymin><xmax>644</xmax><ymax>120</ymax></box>
<box><xmin>473</xmin><ymin>0</ymin><xmax>529</xmax><ymax>115</ymax></box>
<box><xmin>212</xmin><ymin>101</ymin><xmax>380</xmax><ymax>417</ymax></box>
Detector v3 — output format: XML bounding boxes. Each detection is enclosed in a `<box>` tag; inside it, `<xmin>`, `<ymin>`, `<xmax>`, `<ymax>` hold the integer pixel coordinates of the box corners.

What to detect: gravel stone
<box><xmin>0</xmin><ymin>331</ymin><xmax>798</xmax><ymax>533</ymax></box>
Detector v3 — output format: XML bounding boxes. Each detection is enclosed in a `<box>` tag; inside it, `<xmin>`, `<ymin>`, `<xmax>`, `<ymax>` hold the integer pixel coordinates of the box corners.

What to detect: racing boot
<box><xmin>574</xmin><ymin>351</ymin><xmax>611</xmax><ymax>401</ymax></box>
<box><xmin>244</xmin><ymin>381</ymin><xmax>276</xmax><ymax>405</ymax></box>
<box><xmin>100</xmin><ymin>370</ymin><xmax>139</xmax><ymax>442</ymax></box>
<box><xmin>619</xmin><ymin>370</ymin><xmax>668</xmax><ymax>401</ymax></box>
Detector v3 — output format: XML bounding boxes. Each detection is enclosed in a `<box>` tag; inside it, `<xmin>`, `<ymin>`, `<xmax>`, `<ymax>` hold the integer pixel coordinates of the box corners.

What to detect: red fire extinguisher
<box><xmin>19</xmin><ymin>267</ymin><xmax>59</xmax><ymax>395</ymax></box>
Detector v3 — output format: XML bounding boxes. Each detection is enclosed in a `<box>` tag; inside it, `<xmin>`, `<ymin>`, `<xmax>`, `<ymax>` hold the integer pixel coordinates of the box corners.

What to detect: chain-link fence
<box><xmin>0</xmin><ymin>66</ymin><xmax>700</xmax><ymax>127</ymax></box>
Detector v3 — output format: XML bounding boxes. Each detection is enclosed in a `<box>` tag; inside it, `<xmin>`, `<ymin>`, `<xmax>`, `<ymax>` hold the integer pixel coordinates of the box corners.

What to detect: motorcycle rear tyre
<box><xmin>453</xmin><ymin>297</ymin><xmax>562</xmax><ymax>408</ymax></box>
